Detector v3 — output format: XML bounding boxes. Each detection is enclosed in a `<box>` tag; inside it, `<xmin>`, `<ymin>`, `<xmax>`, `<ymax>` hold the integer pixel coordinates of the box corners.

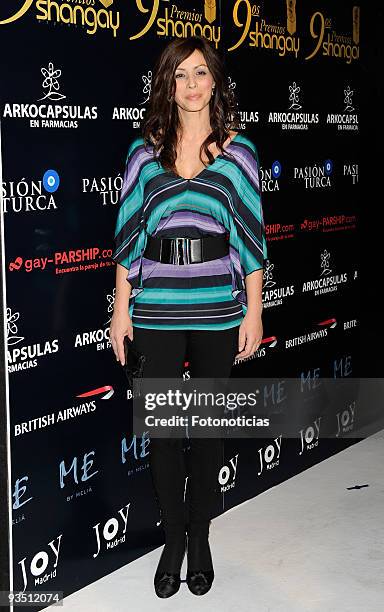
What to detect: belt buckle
<box><xmin>190</xmin><ymin>238</ymin><xmax>202</xmax><ymax>263</ymax></box>
<box><xmin>171</xmin><ymin>237</ymin><xmax>186</xmax><ymax>265</ymax></box>
<box><xmin>171</xmin><ymin>237</ymin><xmax>202</xmax><ymax>264</ymax></box>
<box><xmin>183</xmin><ymin>238</ymin><xmax>192</xmax><ymax>264</ymax></box>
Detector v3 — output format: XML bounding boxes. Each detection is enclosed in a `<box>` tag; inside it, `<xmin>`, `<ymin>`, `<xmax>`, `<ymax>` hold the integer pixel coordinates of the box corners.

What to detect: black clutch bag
<box><xmin>122</xmin><ymin>335</ymin><xmax>146</xmax><ymax>388</ymax></box>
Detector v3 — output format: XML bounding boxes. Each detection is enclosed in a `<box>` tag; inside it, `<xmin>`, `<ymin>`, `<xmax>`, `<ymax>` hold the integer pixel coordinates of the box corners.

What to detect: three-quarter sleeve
<box><xmin>112</xmin><ymin>139</ymin><xmax>145</xmax><ymax>270</ymax></box>
<box><xmin>112</xmin><ymin>139</ymin><xmax>151</xmax><ymax>300</ymax></box>
<box><xmin>229</xmin><ymin>139</ymin><xmax>268</xmax><ymax>306</ymax></box>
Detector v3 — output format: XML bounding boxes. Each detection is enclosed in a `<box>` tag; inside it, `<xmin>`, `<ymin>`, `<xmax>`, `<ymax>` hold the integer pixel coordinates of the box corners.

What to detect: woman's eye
<box><xmin>175</xmin><ymin>71</ymin><xmax>207</xmax><ymax>78</ymax></box>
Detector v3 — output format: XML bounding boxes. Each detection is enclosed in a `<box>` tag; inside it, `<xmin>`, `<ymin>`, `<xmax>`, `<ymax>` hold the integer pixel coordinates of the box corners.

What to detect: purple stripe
<box><xmin>133</xmin><ymin>312</ymin><xmax>241</xmax><ymax>320</ymax></box>
<box><xmin>153</xmin><ymin>211</ymin><xmax>225</xmax><ymax>234</ymax></box>
<box><xmin>120</xmin><ymin>148</ymin><xmax>148</xmax><ymax>201</ymax></box>
<box><xmin>236</xmin><ymin>148</ymin><xmax>260</xmax><ymax>191</ymax></box>
<box><xmin>141</xmin><ymin>255</ymin><xmax>232</xmax><ymax>278</ymax></box>
<box><xmin>130</xmin><ymin>249</ymin><xmax>242</xmax><ymax>278</ymax></box>
<box><xmin>128</xmin><ymin>257</ymin><xmax>141</xmax><ymax>276</ymax></box>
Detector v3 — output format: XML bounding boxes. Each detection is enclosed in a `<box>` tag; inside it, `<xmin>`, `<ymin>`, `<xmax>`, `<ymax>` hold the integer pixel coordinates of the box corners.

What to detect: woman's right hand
<box><xmin>110</xmin><ymin>309</ymin><xmax>133</xmax><ymax>366</ymax></box>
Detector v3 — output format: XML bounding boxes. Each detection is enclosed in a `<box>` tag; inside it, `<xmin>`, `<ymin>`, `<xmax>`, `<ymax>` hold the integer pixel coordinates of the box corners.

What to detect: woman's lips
<box><xmin>186</xmin><ymin>95</ymin><xmax>201</xmax><ymax>100</ymax></box>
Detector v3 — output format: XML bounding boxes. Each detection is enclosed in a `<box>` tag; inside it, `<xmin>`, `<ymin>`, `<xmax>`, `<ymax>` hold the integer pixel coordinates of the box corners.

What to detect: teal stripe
<box><xmin>128</xmin><ymin>137</ymin><xmax>146</xmax><ymax>158</ymax></box>
<box><xmin>204</xmin><ymin>162</ymin><xmax>240</xmax><ymax>191</ymax></box>
<box><xmin>134</xmin><ymin>285</ymin><xmax>235</xmax><ymax>304</ymax></box>
<box><xmin>146</xmin><ymin>192</ymin><xmax>189</xmax><ymax>233</ymax></box>
<box><xmin>132</xmin><ymin>318</ymin><xmax>243</xmax><ymax>331</ymax></box>
<box><xmin>160</xmin><ymin>194</ymin><xmax>232</xmax><ymax>231</ymax></box>
<box><xmin>230</xmin><ymin>229</ymin><xmax>264</xmax><ymax>275</ymax></box>
<box><xmin>240</xmin><ymin>184</ymin><xmax>262</xmax><ymax>225</ymax></box>
<box><xmin>115</xmin><ymin>186</ymin><xmax>143</xmax><ymax>236</ymax></box>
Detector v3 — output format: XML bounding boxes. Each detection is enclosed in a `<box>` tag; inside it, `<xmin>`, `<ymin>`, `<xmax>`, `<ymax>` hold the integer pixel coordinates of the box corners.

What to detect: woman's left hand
<box><xmin>235</xmin><ymin>311</ymin><xmax>263</xmax><ymax>361</ymax></box>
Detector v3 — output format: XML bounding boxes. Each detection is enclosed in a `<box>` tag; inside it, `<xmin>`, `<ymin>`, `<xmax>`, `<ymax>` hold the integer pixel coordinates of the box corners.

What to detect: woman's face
<box><xmin>173</xmin><ymin>48</ymin><xmax>215</xmax><ymax>112</ymax></box>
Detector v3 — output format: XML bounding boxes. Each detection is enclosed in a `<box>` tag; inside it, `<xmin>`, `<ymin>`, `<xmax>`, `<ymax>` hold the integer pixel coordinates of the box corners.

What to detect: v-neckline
<box><xmin>169</xmin><ymin>132</ymin><xmax>240</xmax><ymax>182</ymax></box>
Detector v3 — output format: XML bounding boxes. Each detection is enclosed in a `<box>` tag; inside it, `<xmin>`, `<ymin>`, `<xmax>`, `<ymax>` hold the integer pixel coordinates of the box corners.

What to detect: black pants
<box><xmin>132</xmin><ymin>325</ymin><xmax>240</xmax><ymax>529</ymax></box>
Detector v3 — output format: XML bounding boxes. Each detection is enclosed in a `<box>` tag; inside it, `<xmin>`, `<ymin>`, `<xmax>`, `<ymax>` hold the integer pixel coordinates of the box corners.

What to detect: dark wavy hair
<box><xmin>141</xmin><ymin>35</ymin><xmax>241</xmax><ymax>174</ymax></box>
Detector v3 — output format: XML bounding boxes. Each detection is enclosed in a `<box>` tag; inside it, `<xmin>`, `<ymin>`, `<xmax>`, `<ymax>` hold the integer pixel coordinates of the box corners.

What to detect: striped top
<box><xmin>112</xmin><ymin>131</ymin><xmax>268</xmax><ymax>330</ymax></box>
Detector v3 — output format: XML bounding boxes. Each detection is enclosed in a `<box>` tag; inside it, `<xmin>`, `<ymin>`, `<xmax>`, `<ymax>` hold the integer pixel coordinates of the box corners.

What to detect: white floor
<box><xmin>52</xmin><ymin>431</ymin><xmax>384</xmax><ymax>612</ymax></box>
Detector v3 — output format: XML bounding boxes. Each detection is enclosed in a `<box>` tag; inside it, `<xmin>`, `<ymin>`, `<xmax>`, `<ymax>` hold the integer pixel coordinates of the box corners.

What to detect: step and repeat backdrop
<box><xmin>0</xmin><ymin>0</ymin><xmax>373</xmax><ymax>609</ymax></box>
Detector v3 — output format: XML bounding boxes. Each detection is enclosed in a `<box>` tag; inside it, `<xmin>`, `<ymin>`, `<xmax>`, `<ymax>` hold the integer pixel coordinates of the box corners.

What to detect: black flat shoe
<box><xmin>154</xmin><ymin>570</ymin><xmax>181</xmax><ymax>598</ymax></box>
<box><xmin>186</xmin><ymin>520</ymin><xmax>214</xmax><ymax>595</ymax></box>
<box><xmin>186</xmin><ymin>568</ymin><xmax>214</xmax><ymax>595</ymax></box>
<box><xmin>154</xmin><ymin>530</ymin><xmax>187</xmax><ymax>598</ymax></box>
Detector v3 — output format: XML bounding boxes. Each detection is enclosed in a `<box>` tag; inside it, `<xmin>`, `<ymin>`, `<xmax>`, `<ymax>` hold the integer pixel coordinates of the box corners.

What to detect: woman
<box><xmin>110</xmin><ymin>35</ymin><xmax>267</xmax><ymax>598</ymax></box>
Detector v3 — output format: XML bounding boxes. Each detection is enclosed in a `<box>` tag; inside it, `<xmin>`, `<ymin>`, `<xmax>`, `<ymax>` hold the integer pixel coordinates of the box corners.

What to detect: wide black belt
<box><xmin>144</xmin><ymin>234</ymin><xmax>229</xmax><ymax>265</ymax></box>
